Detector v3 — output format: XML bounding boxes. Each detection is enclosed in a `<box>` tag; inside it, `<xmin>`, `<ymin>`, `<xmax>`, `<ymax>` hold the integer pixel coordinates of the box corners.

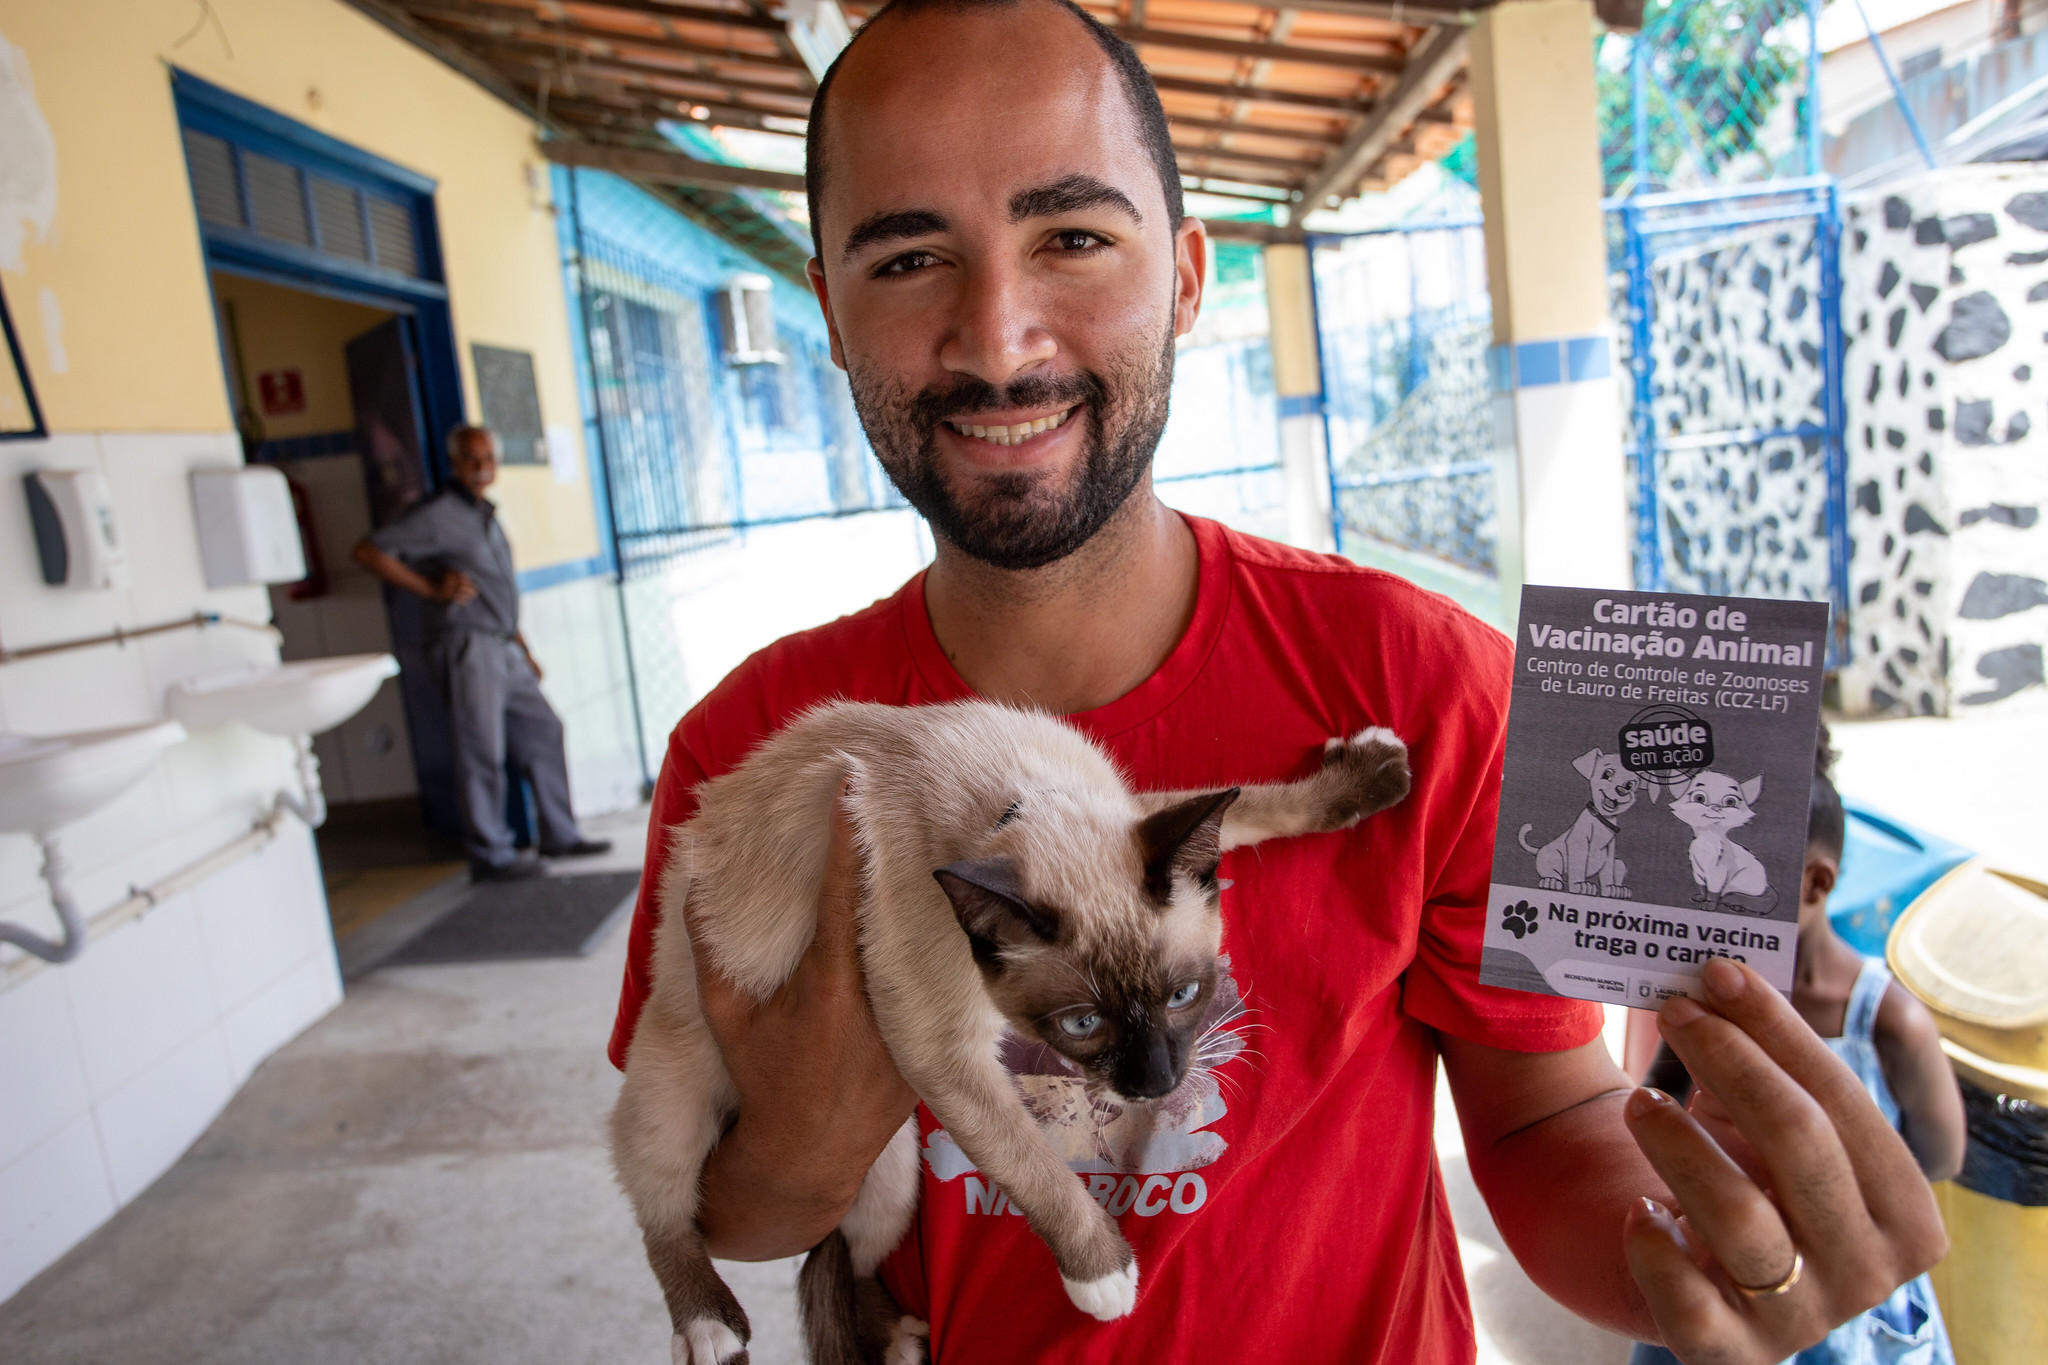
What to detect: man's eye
<box><xmin>1049</xmin><ymin>230</ymin><xmax>1107</xmax><ymax>253</ymax></box>
<box><xmin>874</xmin><ymin>251</ymin><xmax>941</xmax><ymax>277</ymax></box>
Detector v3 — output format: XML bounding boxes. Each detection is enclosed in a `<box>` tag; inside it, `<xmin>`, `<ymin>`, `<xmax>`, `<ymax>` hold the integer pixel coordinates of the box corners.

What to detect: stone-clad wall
<box><xmin>1839</xmin><ymin>168</ymin><xmax>2048</xmax><ymax>715</ymax></box>
<box><xmin>1632</xmin><ymin>220</ymin><xmax>1836</xmax><ymax>605</ymax></box>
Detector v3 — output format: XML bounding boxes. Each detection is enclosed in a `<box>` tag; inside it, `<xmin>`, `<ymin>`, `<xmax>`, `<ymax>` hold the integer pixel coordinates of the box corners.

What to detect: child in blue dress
<box><xmin>1630</xmin><ymin>726</ymin><xmax>1966</xmax><ymax>1365</ymax></box>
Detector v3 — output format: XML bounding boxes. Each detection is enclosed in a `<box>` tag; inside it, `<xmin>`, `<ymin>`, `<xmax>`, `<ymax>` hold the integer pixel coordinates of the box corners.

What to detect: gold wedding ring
<box><xmin>1731</xmin><ymin>1247</ymin><xmax>1804</xmax><ymax>1300</ymax></box>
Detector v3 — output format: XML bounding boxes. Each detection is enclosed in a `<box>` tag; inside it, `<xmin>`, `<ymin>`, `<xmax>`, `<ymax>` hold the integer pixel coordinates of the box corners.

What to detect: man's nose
<box><xmin>938</xmin><ymin>260</ymin><xmax>1057</xmax><ymax>388</ymax></box>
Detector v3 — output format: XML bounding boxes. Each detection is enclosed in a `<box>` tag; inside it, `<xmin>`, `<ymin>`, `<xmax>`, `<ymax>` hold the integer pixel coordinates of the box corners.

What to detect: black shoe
<box><xmin>541</xmin><ymin>839</ymin><xmax>613</xmax><ymax>858</ymax></box>
<box><xmin>471</xmin><ymin>858</ymin><xmax>544</xmax><ymax>883</ymax></box>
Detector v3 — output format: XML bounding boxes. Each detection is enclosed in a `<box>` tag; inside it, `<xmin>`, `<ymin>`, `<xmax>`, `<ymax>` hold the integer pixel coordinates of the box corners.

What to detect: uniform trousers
<box><xmin>435</xmin><ymin>632</ymin><xmax>582</xmax><ymax>867</ymax></box>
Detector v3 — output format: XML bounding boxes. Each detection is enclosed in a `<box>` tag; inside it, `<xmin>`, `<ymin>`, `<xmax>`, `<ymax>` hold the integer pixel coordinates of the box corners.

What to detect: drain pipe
<box><xmin>1</xmin><ymin>737</ymin><xmax>330</xmax><ymax>972</ymax></box>
<box><xmin>272</xmin><ymin>736</ymin><xmax>328</xmax><ymax>830</ymax></box>
<box><xmin>0</xmin><ymin>837</ymin><xmax>89</xmax><ymax>964</ymax></box>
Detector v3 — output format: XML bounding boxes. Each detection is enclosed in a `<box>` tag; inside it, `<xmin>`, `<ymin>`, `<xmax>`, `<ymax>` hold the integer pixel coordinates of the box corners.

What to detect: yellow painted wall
<box><xmin>1469</xmin><ymin>0</ymin><xmax>1611</xmax><ymax>344</ymax></box>
<box><xmin>1261</xmin><ymin>244</ymin><xmax>1322</xmax><ymax>400</ymax></box>
<box><xmin>0</xmin><ymin>0</ymin><xmax>599</xmax><ymax>568</ymax></box>
<box><xmin>211</xmin><ymin>272</ymin><xmax>393</xmax><ymax>440</ymax></box>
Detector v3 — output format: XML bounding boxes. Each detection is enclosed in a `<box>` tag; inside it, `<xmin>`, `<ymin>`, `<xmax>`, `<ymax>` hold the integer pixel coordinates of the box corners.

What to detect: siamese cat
<box><xmin>611</xmin><ymin>700</ymin><xmax>1411</xmax><ymax>1365</ymax></box>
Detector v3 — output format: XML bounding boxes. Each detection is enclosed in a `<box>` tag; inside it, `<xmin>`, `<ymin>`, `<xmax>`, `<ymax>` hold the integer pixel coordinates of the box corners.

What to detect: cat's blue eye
<box><xmin>1059</xmin><ymin>1012</ymin><xmax>1102</xmax><ymax>1039</ymax></box>
<box><xmin>1168</xmin><ymin>982</ymin><xmax>1200</xmax><ymax>1009</ymax></box>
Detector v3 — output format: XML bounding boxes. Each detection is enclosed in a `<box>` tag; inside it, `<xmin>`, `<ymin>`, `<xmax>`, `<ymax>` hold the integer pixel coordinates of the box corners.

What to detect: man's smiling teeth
<box><xmin>947</xmin><ymin>408</ymin><xmax>1072</xmax><ymax>446</ymax></box>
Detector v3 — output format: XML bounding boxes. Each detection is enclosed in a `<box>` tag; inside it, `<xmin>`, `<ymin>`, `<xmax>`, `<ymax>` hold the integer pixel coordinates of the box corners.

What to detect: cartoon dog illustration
<box><xmin>1668</xmin><ymin>770</ymin><xmax>1772</xmax><ymax>912</ymax></box>
<box><xmin>1518</xmin><ymin>748</ymin><xmax>1638</xmax><ymax>898</ymax></box>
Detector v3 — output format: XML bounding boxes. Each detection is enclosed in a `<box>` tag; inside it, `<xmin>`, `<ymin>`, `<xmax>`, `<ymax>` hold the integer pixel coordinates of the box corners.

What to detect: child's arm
<box><xmin>1874</xmin><ymin>983</ymin><xmax>1967</xmax><ymax>1182</ymax></box>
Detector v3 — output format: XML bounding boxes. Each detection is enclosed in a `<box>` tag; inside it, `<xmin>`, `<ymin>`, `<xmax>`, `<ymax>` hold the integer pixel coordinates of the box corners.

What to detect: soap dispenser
<box><xmin>24</xmin><ymin>469</ymin><xmax>130</xmax><ymax>590</ymax></box>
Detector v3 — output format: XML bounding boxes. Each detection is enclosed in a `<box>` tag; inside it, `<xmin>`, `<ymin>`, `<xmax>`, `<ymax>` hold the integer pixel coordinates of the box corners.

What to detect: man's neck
<box><xmin>921</xmin><ymin>487</ymin><xmax>1198</xmax><ymax>715</ymax></box>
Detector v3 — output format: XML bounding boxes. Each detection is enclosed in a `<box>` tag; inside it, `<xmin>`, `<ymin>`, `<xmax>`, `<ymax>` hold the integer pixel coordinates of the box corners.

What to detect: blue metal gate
<box><xmin>1309</xmin><ymin>217</ymin><xmax>1496</xmax><ymax>574</ymax></box>
<box><xmin>1613</xmin><ymin>178</ymin><xmax>1850</xmax><ymax>661</ymax></box>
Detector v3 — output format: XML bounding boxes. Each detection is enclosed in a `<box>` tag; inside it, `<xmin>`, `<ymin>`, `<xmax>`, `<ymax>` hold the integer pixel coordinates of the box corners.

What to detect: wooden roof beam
<box><xmin>1119</xmin><ymin>25</ymin><xmax>1402</xmax><ymax>73</ymax></box>
<box><xmin>1181</xmin><ymin>177</ymin><xmax>1295</xmax><ymax>203</ymax></box>
<box><xmin>471</xmin><ymin>30</ymin><xmax>812</xmax><ymax>89</ymax></box>
<box><xmin>542</xmin><ymin>137</ymin><xmax>806</xmax><ymax>191</ymax></box>
<box><xmin>408</xmin><ymin>4</ymin><xmax>810</xmax><ymax>71</ymax></box>
<box><xmin>1279</xmin><ymin>0</ymin><xmax>1493</xmax><ymax>20</ymax></box>
<box><xmin>1201</xmin><ymin>217</ymin><xmax>1308</xmax><ymax>245</ymax></box>
<box><xmin>1167</xmin><ymin>113</ymin><xmax>1342</xmax><ymax>146</ymax></box>
<box><xmin>1297</xmin><ymin>23</ymin><xmax>1466</xmax><ymax>208</ymax></box>
<box><xmin>501</xmin><ymin>60</ymin><xmax>814</xmax><ymax>118</ymax></box>
<box><xmin>1150</xmin><ymin>74</ymin><xmax>1367</xmax><ymax>114</ymax></box>
<box><xmin>533</xmin><ymin>90</ymin><xmax>799</xmax><ymax>132</ymax></box>
<box><xmin>481</xmin><ymin>41</ymin><xmax>815</xmax><ymax>107</ymax></box>
<box><xmin>1173</xmin><ymin>141</ymin><xmax>1320</xmax><ymax>172</ymax></box>
<box><xmin>441</xmin><ymin>0</ymin><xmax>787</xmax><ymax>35</ymax></box>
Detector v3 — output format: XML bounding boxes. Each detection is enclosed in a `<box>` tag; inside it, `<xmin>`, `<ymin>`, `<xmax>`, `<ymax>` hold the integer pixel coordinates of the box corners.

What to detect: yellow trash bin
<box><xmin>1887</xmin><ymin>860</ymin><xmax>2048</xmax><ymax>1365</ymax></box>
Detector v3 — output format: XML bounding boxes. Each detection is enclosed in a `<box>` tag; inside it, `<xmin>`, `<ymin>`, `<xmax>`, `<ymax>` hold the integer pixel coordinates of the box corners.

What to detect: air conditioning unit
<box><xmin>719</xmin><ymin>274</ymin><xmax>784</xmax><ymax>366</ymax></box>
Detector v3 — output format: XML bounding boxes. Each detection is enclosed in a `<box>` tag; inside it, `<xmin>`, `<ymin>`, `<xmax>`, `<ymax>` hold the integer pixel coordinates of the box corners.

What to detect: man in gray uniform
<box><xmin>354</xmin><ymin>424</ymin><xmax>609</xmax><ymax>881</ymax></box>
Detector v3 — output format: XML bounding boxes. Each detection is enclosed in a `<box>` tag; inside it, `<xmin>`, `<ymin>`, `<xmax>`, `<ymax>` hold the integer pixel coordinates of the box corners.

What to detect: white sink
<box><xmin>166</xmin><ymin>653</ymin><xmax>399</xmax><ymax>737</ymax></box>
<box><xmin>0</xmin><ymin>720</ymin><xmax>189</xmax><ymax>836</ymax></box>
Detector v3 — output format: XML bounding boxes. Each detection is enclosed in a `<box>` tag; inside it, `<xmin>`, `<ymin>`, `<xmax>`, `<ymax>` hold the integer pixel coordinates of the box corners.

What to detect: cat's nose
<box><xmin>1119</xmin><ymin>1034</ymin><xmax>1180</xmax><ymax>1100</ymax></box>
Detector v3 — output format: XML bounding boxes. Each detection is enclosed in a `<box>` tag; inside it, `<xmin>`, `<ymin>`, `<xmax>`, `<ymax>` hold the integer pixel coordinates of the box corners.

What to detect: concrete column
<box><xmin>1261</xmin><ymin>243</ymin><xmax>1336</xmax><ymax>553</ymax></box>
<box><xmin>1470</xmin><ymin>0</ymin><xmax>1630</xmax><ymax>608</ymax></box>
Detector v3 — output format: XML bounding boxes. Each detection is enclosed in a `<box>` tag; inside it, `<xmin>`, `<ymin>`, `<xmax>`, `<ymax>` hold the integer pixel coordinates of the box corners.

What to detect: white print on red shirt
<box><xmin>921</xmin><ymin>960</ymin><xmax>1251</xmax><ymax>1217</ymax></box>
<box><xmin>962</xmin><ymin>1170</ymin><xmax>1210</xmax><ymax>1218</ymax></box>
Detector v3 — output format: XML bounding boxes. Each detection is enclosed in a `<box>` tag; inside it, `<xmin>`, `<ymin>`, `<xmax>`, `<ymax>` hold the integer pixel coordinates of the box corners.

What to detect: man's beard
<box><xmin>846</xmin><ymin>324</ymin><xmax>1176</xmax><ymax>571</ymax></box>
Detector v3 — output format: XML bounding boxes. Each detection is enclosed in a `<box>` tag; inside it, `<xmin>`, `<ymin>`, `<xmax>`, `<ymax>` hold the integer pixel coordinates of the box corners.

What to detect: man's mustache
<box><xmin>905</xmin><ymin>369</ymin><xmax>1106</xmax><ymax>429</ymax></box>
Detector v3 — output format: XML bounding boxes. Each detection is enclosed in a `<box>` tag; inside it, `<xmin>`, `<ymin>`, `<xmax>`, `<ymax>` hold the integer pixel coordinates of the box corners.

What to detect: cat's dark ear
<box><xmin>935</xmin><ymin>857</ymin><xmax>1059</xmax><ymax>963</ymax></box>
<box><xmin>1137</xmin><ymin>788</ymin><xmax>1240</xmax><ymax>901</ymax></box>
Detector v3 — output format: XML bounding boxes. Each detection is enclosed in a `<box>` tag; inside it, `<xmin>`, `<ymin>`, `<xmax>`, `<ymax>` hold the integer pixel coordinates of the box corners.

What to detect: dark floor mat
<box><xmin>382</xmin><ymin>870</ymin><xmax>640</xmax><ymax>966</ymax></box>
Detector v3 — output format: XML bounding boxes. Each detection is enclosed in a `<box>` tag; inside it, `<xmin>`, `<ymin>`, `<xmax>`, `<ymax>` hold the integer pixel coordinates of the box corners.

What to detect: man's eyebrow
<box><xmin>841</xmin><ymin>208</ymin><xmax>951</xmax><ymax>261</ymax></box>
<box><xmin>1009</xmin><ymin>174</ymin><xmax>1142</xmax><ymax>226</ymax></box>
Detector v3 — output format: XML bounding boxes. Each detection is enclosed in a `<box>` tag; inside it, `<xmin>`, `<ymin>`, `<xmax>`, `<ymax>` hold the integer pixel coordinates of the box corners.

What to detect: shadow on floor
<box><xmin>315</xmin><ymin>797</ymin><xmax>467</xmax><ymax>941</ymax></box>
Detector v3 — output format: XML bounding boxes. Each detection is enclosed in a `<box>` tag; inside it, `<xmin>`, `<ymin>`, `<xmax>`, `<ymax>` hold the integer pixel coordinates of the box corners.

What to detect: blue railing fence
<box><xmin>1309</xmin><ymin>217</ymin><xmax>1498</xmax><ymax>573</ymax></box>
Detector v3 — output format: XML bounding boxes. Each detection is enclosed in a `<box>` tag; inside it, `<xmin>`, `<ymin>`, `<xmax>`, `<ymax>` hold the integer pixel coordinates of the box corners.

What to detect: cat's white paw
<box><xmin>1347</xmin><ymin>725</ymin><xmax>1405</xmax><ymax>754</ymax></box>
<box><xmin>1061</xmin><ymin>1260</ymin><xmax>1139</xmax><ymax>1320</ymax></box>
<box><xmin>884</xmin><ymin>1315</ymin><xmax>930</xmax><ymax>1365</ymax></box>
<box><xmin>672</xmin><ymin>1318</ymin><xmax>745</xmax><ymax>1365</ymax></box>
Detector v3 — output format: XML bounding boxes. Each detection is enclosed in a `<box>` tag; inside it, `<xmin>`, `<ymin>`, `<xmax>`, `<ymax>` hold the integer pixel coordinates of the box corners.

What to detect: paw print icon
<box><xmin>1500</xmin><ymin>900</ymin><xmax>1540</xmax><ymax>939</ymax></box>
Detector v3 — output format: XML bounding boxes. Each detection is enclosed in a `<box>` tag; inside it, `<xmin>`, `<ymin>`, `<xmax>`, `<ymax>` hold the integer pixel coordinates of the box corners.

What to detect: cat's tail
<box><xmin>799</xmin><ymin>1229</ymin><xmax>925</xmax><ymax>1365</ymax></box>
<box><xmin>1518</xmin><ymin>824</ymin><xmax>1540</xmax><ymax>855</ymax></box>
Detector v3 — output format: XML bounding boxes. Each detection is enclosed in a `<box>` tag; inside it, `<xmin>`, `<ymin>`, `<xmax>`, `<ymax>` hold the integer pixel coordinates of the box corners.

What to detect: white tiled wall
<box><xmin>521</xmin><ymin>572</ymin><xmax>645</xmax><ymax>815</ymax></box>
<box><xmin>0</xmin><ymin>431</ymin><xmax>344</xmax><ymax>1304</ymax></box>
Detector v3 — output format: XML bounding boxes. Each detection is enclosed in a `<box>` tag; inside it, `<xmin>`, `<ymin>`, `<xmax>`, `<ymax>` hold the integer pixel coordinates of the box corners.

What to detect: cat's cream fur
<box><xmin>611</xmin><ymin>700</ymin><xmax>1410</xmax><ymax>1365</ymax></box>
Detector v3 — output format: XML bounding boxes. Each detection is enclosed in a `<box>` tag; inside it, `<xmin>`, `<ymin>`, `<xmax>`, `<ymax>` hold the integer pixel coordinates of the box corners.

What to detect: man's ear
<box><xmin>1173</xmin><ymin>217</ymin><xmax>1208</xmax><ymax>340</ymax></box>
<box><xmin>1137</xmin><ymin>788</ymin><xmax>1240</xmax><ymax>901</ymax></box>
<box><xmin>1573</xmin><ymin>748</ymin><xmax>1604</xmax><ymax>780</ymax></box>
<box><xmin>934</xmin><ymin>858</ymin><xmax>1058</xmax><ymax>963</ymax></box>
<box><xmin>805</xmin><ymin>257</ymin><xmax>847</xmax><ymax>371</ymax></box>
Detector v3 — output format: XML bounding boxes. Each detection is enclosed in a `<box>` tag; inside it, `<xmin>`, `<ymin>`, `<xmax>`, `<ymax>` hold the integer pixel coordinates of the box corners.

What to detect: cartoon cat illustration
<box><xmin>1668</xmin><ymin>770</ymin><xmax>1771</xmax><ymax>911</ymax></box>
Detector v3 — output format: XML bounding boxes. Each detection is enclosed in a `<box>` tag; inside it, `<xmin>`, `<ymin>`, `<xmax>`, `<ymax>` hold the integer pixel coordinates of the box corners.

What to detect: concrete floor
<box><xmin>0</xmin><ymin>792</ymin><xmax>1631</xmax><ymax>1364</ymax></box>
<box><xmin>0</xmin><ymin>806</ymin><xmax>810</xmax><ymax>1365</ymax></box>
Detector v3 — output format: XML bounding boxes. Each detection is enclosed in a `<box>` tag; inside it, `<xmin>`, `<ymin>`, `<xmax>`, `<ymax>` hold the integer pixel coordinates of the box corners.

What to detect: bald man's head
<box><xmin>802</xmin><ymin>0</ymin><xmax>1182</xmax><ymax>258</ymax></box>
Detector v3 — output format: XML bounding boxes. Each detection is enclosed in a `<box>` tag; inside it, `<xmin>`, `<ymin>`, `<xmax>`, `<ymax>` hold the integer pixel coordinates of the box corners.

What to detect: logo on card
<box><xmin>1500</xmin><ymin>899</ymin><xmax>1540</xmax><ymax>939</ymax></box>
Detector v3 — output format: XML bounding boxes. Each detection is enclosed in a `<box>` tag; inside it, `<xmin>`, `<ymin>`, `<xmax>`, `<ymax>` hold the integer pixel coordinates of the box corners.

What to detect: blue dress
<box><xmin>1629</xmin><ymin>958</ymin><xmax>1953</xmax><ymax>1365</ymax></box>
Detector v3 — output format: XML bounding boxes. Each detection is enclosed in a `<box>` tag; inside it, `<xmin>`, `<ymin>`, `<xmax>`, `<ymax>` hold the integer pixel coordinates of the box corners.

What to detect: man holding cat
<box><xmin>608</xmin><ymin>2</ymin><xmax>1947</xmax><ymax>1361</ymax></box>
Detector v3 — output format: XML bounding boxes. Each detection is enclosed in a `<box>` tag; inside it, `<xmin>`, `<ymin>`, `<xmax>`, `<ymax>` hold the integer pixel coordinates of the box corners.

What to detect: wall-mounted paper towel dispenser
<box><xmin>191</xmin><ymin>466</ymin><xmax>307</xmax><ymax>588</ymax></box>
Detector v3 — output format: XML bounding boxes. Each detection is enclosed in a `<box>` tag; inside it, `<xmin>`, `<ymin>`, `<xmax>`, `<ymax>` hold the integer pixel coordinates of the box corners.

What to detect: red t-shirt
<box><xmin>608</xmin><ymin>515</ymin><xmax>1601</xmax><ymax>1363</ymax></box>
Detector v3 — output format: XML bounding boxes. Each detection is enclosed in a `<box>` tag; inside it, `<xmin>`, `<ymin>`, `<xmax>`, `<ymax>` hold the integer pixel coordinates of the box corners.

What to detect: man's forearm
<box><xmin>1464</xmin><ymin>1088</ymin><xmax>1666</xmax><ymax>1340</ymax></box>
<box><xmin>352</xmin><ymin>541</ymin><xmax>436</xmax><ymax>599</ymax></box>
<box><xmin>695</xmin><ymin>1115</ymin><xmax>865</xmax><ymax>1261</ymax></box>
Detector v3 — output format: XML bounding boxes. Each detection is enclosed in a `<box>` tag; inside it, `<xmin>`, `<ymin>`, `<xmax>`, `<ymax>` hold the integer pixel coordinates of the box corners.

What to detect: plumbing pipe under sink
<box><xmin>0</xmin><ymin>732</ymin><xmax>332</xmax><ymax>970</ymax></box>
<box><xmin>3</xmin><ymin>654</ymin><xmax>393</xmax><ymax>968</ymax></box>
